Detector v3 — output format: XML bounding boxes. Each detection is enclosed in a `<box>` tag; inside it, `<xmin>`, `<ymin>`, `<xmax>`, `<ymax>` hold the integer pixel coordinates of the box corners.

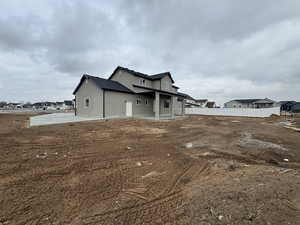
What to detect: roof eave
<box><xmin>73</xmin><ymin>74</ymin><xmax>88</xmax><ymax>95</ymax></box>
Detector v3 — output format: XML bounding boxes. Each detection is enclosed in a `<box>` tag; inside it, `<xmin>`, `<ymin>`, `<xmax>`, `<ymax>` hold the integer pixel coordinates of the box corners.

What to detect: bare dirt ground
<box><xmin>0</xmin><ymin>114</ymin><xmax>300</xmax><ymax>225</ymax></box>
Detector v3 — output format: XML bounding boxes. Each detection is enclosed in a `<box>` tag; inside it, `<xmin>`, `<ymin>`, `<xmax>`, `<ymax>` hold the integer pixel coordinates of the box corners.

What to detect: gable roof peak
<box><xmin>109</xmin><ymin>66</ymin><xmax>175</xmax><ymax>83</ymax></box>
<box><xmin>73</xmin><ymin>74</ymin><xmax>134</xmax><ymax>95</ymax></box>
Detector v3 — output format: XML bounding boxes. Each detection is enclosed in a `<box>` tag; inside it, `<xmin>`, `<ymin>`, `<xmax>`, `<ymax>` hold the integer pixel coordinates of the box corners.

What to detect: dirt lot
<box><xmin>0</xmin><ymin>114</ymin><xmax>300</xmax><ymax>225</ymax></box>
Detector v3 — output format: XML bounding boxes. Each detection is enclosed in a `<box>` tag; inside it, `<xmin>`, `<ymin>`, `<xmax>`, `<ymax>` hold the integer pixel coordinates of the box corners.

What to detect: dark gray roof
<box><xmin>233</xmin><ymin>99</ymin><xmax>261</xmax><ymax>104</ymax></box>
<box><xmin>150</xmin><ymin>72</ymin><xmax>174</xmax><ymax>83</ymax></box>
<box><xmin>177</xmin><ymin>92</ymin><xmax>195</xmax><ymax>100</ymax></box>
<box><xmin>195</xmin><ymin>99</ymin><xmax>208</xmax><ymax>103</ymax></box>
<box><xmin>73</xmin><ymin>74</ymin><xmax>134</xmax><ymax>95</ymax></box>
<box><xmin>279</xmin><ymin>101</ymin><xmax>296</xmax><ymax>105</ymax></box>
<box><xmin>291</xmin><ymin>102</ymin><xmax>300</xmax><ymax>112</ymax></box>
<box><xmin>133</xmin><ymin>85</ymin><xmax>183</xmax><ymax>97</ymax></box>
<box><xmin>109</xmin><ymin>66</ymin><xmax>175</xmax><ymax>83</ymax></box>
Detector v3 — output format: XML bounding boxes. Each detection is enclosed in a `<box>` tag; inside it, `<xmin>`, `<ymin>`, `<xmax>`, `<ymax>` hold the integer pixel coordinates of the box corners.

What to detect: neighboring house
<box><xmin>73</xmin><ymin>66</ymin><xmax>186</xmax><ymax>120</ymax></box>
<box><xmin>56</xmin><ymin>101</ymin><xmax>74</xmax><ymax>110</ymax></box>
<box><xmin>32</xmin><ymin>102</ymin><xmax>55</xmax><ymax>110</ymax></box>
<box><xmin>178</xmin><ymin>92</ymin><xmax>198</xmax><ymax>108</ymax></box>
<box><xmin>291</xmin><ymin>102</ymin><xmax>300</xmax><ymax>113</ymax></box>
<box><xmin>7</xmin><ymin>103</ymin><xmax>21</xmax><ymax>109</ymax></box>
<box><xmin>0</xmin><ymin>101</ymin><xmax>7</xmax><ymax>109</ymax></box>
<box><xmin>56</xmin><ymin>102</ymin><xmax>64</xmax><ymax>110</ymax></box>
<box><xmin>33</xmin><ymin>102</ymin><xmax>45</xmax><ymax>110</ymax></box>
<box><xmin>44</xmin><ymin>102</ymin><xmax>56</xmax><ymax>110</ymax></box>
<box><xmin>63</xmin><ymin>100</ymin><xmax>74</xmax><ymax>110</ymax></box>
<box><xmin>195</xmin><ymin>99</ymin><xmax>208</xmax><ymax>108</ymax></box>
<box><xmin>23</xmin><ymin>103</ymin><xmax>33</xmax><ymax>109</ymax></box>
<box><xmin>206</xmin><ymin>101</ymin><xmax>216</xmax><ymax>108</ymax></box>
<box><xmin>176</xmin><ymin>95</ymin><xmax>209</xmax><ymax>108</ymax></box>
<box><xmin>278</xmin><ymin>101</ymin><xmax>296</xmax><ymax>112</ymax></box>
<box><xmin>224</xmin><ymin>98</ymin><xmax>276</xmax><ymax>108</ymax></box>
<box><xmin>0</xmin><ymin>102</ymin><xmax>7</xmax><ymax>108</ymax></box>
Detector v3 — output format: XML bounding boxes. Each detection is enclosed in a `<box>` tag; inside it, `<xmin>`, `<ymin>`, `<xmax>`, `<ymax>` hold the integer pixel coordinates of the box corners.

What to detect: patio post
<box><xmin>155</xmin><ymin>92</ymin><xmax>160</xmax><ymax>120</ymax></box>
<box><xmin>171</xmin><ymin>96</ymin><xmax>175</xmax><ymax>119</ymax></box>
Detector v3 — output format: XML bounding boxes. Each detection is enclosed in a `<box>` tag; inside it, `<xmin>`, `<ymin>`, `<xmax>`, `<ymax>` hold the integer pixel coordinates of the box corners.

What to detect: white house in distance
<box><xmin>195</xmin><ymin>99</ymin><xmax>208</xmax><ymax>107</ymax></box>
<box><xmin>224</xmin><ymin>98</ymin><xmax>276</xmax><ymax>108</ymax></box>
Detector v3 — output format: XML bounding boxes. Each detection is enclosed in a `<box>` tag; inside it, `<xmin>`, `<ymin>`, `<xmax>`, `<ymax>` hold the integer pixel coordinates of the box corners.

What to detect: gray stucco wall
<box><xmin>133</xmin><ymin>95</ymin><xmax>154</xmax><ymax>117</ymax></box>
<box><xmin>159</xmin><ymin>95</ymin><xmax>171</xmax><ymax>115</ymax></box>
<box><xmin>153</xmin><ymin>80</ymin><xmax>160</xmax><ymax>89</ymax></box>
<box><xmin>75</xmin><ymin>79</ymin><xmax>103</xmax><ymax>117</ymax></box>
<box><xmin>104</xmin><ymin>91</ymin><xmax>154</xmax><ymax>118</ymax></box>
<box><xmin>110</xmin><ymin>70</ymin><xmax>153</xmax><ymax>91</ymax></box>
<box><xmin>111</xmin><ymin>69</ymin><xmax>178</xmax><ymax>94</ymax></box>
<box><xmin>160</xmin><ymin>76</ymin><xmax>175</xmax><ymax>93</ymax></box>
<box><xmin>175</xmin><ymin>98</ymin><xmax>184</xmax><ymax>115</ymax></box>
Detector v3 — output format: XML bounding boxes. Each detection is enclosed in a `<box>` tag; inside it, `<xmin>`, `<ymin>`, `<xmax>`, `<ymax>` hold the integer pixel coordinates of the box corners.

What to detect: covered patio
<box><xmin>138</xmin><ymin>90</ymin><xmax>182</xmax><ymax>120</ymax></box>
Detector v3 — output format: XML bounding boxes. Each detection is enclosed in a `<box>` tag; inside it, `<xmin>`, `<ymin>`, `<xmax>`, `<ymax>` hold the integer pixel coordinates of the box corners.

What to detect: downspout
<box><xmin>74</xmin><ymin>96</ymin><xmax>77</xmax><ymax>116</ymax></box>
<box><xmin>103</xmin><ymin>90</ymin><xmax>105</xmax><ymax>118</ymax></box>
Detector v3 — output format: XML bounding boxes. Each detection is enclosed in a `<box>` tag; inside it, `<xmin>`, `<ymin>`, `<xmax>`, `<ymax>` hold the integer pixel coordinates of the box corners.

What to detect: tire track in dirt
<box><xmin>163</xmin><ymin>160</ymin><xmax>210</xmax><ymax>195</ymax></box>
<box><xmin>82</xmin><ymin>191</ymin><xmax>185</xmax><ymax>225</ymax></box>
<box><xmin>200</xmin><ymin>150</ymin><xmax>300</xmax><ymax>169</ymax></box>
<box><xmin>81</xmin><ymin>161</ymin><xmax>210</xmax><ymax>225</ymax></box>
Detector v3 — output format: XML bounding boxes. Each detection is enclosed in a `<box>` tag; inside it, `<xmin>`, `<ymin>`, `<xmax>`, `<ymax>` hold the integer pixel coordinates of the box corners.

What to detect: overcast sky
<box><xmin>0</xmin><ymin>0</ymin><xmax>300</xmax><ymax>105</ymax></box>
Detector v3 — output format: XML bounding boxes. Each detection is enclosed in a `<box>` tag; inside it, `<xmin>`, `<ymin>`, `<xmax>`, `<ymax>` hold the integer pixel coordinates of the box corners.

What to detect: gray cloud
<box><xmin>0</xmin><ymin>0</ymin><xmax>300</xmax><ymax>104</ymax></box>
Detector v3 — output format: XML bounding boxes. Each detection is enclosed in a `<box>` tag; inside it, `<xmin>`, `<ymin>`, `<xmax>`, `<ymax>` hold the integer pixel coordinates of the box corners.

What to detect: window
<box><xmin>85</xmin><ymin>98</ymin><xmax>90</xmax><ymax>107</ymax></box>
<box><xmin>164</xmin><ymin>100</ymin><xmax>170</xmax><ymax>108</ymax></box>
<box><xmin>145</xmin><ymin>99</ymin><xmax>148</xmax><ymax>105</ymax></box>
<box><xmin>136</xmin><ymin>96</ymin><xmax>142</xmax><ymax>105</ymax></box>
<box><xmin>139</xmin><ymin>79</ymin><xmax>145</xmax><ymax>86</ymax></box>
<box><xmin>165</xmin><ymin>82</ymin><xmax>169</xmax><ymax>90</ymax></box>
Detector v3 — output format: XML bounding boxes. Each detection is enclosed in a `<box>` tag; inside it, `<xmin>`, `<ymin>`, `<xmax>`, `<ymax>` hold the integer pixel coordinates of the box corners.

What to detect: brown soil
<box><xmin>0</xmin><ymin>114</ymin><xmax>300</xmax><ymax>225</ymax></box>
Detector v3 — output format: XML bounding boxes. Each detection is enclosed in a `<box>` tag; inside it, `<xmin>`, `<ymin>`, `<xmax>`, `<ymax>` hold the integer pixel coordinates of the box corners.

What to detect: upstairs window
<box><xmin>85</xmin><ymin>98</ymin><xmax>90</xmax><ymax>107</ymax></box>
<box><xmin>139</xmin><ymin>79</ymin><xmax>146</xmax><ymax>86</ymax></box>
<box><xmin>165</xmin><ymin>82</ymin><xmax>168</xmax><ymax>90</ymax></box>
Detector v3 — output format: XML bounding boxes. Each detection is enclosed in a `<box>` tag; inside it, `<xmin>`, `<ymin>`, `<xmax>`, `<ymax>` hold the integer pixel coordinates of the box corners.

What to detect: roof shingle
<box><xmin>73</xmin><ymin>75</ymin><xmax>134</xmax><ymax>95</ymax></box>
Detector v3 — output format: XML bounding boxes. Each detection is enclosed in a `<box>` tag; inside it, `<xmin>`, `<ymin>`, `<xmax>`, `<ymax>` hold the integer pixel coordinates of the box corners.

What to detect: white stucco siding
<box><xmin>75</xmin><ymin>79</ymin><xmax>103</xmax><ymax>118</ymax></box>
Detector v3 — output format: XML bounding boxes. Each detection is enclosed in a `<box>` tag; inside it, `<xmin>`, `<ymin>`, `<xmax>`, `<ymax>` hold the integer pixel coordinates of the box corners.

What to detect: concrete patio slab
<box><xmin>30</xmin><ymin>113</ymin><xmax>102</xmax><ymax>127</ymax></box>
<box><xmin>29</xmin><ymin>113</ymin><xmax>184</xmax><ymax>127</ymax></box>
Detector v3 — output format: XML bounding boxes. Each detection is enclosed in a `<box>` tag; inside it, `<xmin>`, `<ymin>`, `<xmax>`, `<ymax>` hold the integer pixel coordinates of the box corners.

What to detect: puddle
<box><xmin>239</xmin><ymin>132</ymin><xmax>288</xmax><ymax>151</ymax></box>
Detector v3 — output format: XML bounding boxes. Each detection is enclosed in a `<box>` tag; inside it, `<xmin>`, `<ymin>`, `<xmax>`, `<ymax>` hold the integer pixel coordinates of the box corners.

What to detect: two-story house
<box><xmin>73</xmin><ymin>66</ymin><xmax>185</xmax><ymax>120</ymax></box>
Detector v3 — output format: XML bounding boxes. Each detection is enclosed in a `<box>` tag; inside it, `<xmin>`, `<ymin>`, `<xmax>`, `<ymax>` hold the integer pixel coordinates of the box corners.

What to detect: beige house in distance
<box><xmin>73</xmin><ymin>66</ymin><xmax>186</xmax><ymax>120</ymax></box>
<box><xmin>224</xmin><ymin>98</ymin><xmax>276</xmax><ymax>108</ymax></box>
